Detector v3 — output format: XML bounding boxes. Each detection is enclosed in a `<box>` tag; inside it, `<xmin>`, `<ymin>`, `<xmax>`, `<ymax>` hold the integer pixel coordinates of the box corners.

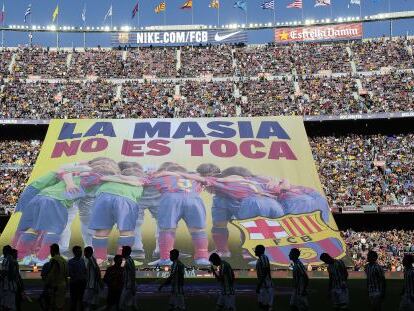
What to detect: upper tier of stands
<box><xmin>0</xmin><ymin>37</ymin><xmax>414</xmax><ymax>119</ymax></box>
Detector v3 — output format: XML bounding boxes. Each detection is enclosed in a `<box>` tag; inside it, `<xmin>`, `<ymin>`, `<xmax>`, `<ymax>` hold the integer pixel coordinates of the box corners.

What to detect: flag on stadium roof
<box><xmin>315</xmin><ymin>0</ymin><xmax>330</xmax><ymax>6</ymax></box>
<box><xmin>181</xmin><ymin>0</ymin><xmax>193</xmax><ymax>9</ymax></box>
<box><xmin>104</xmin><ymin>5</ymin><xmax>113</xmax><ymax>21</ymax></box>
<box><xmin>155</xmin><ymin>2</ymin><xmax>166</xmax><ymax>13</ymax></box>
<box><xmin>209</xmin><ymin>0</ymin><xmax>219</xmax><ymax>9</ymax></box>
<box><xmin>349</xmin><ymin>0</ymin><xmax>360</xmax><ymax>5</ymax></box>
<box><xmin>24</xmin><ymin>4</ymin><xmax>31</xmax><ymax>23</ymax></box>
<box><xmin>81</xmin><ymin>4</ymin><xmax>86</xmax><ymax>22</ymax></box>
<box><xmin>287</xmin><ymin>0</ymin><xmax>302</xmax><ymax>9</ymax></box>
<box><xmin>234</xmin><ymin>0</ymin><xmax>247</xmax><ymax>12</ymax></box>
<box><xmin>52</xmin><ymin>5</ymin><xmax>59</xmax><ymax>23</ymax></box>
<box><xmin>132</xmin><ymin>2</ymin><xmax>139</xmax><ymax>18</ymax></box>
<box><xmin>261</xmin><ymin>0</ymin><xmax>275</xmax><ymax>10</ymax></box>
<box><xmin>0</xmin><ymin>3</ymin><xmax>5</xmax><ymax>24</ymax></box>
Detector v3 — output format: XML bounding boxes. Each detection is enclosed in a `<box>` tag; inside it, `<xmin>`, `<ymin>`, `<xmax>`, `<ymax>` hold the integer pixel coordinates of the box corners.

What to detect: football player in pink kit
<box><xmin>147</xmin><ymin>165</ymin><xmax>210</xmax><ymax>266</ymax></box>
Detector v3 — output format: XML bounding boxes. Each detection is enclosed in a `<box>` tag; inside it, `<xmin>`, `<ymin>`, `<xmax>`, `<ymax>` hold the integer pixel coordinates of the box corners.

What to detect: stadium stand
<box><xmin>0</xmin><ymin>37</ymin><xmax>413</xmax><ymax>271</ymax></box>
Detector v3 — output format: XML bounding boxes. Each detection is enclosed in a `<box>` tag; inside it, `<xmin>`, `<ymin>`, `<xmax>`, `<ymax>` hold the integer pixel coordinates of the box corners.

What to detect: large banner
<box><xmin>112</xmin><ymin>29</ymin><xmax>247</xmax><ymax>46</ymax></box>
<box><xmin>275</xmin><ymin>22</ymin><xmax>363</xmax><ymax>43</ymax></box>
<box><xmin>0</xmin><ymin>117</ymin><xmax>345</xmax><ymax>269</ymax></box>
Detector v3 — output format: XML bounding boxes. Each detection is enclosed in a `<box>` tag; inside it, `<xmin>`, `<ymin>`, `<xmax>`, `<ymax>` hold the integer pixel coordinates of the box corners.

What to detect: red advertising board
<box><xmin>275</xmin><ymin>23</ymin><xmax>363</xmax><ymax>43</ymax></box>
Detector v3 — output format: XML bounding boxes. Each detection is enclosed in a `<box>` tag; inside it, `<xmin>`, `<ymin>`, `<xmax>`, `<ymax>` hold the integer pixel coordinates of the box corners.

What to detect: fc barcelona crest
<box><xmin>232</xmin><ymin>211</ymin><xmax>346</xmax><ymax>267</ymax></box>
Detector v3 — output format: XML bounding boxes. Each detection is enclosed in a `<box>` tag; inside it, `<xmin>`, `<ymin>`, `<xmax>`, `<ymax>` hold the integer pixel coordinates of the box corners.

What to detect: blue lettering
<box><xmin>207</xmin><ymin>121</ymin><xmax>236</xmax><ymax>138</ymax></box>
<box><xmin>58</xmin><ymin>123</ymin><xmax>83</xmax><ymax>140</ymax></box>
<box><xmin>256</xmin><ymin>121</ymin><xmax>290</xmax><ymax>139</ymax></box>
<box><xmin>173</xmin><ymin>122</ymin><xmax>206</xmax><ymax>139</ymax></box>
<box><xmin>238</xmin><ymin>121</ymin><xmax>254</xmax><ymax>138</ymax></box>
<box><xmin>84</xmin><ymin>122</ymin><xmax>116</xmax><ymax>138</ymax></box>
<box><xmin>133</xmin><ymin>122</ymin><xmax>171</xmax><ymax>139</ymax></box>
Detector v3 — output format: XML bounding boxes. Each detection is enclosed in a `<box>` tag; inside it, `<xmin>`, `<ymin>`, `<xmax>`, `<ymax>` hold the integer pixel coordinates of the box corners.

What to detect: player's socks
<box><xmin>37</xmin><ymin>233</ymin><xmax>60</xmax><ymax>260</ymax></box>
<box><xmin>16</xmin><ymin>231</ymin><xmax>38</xmax><ymax>259</ymax></box>
<box><xmin>117</xmin><ymin>235</ymin><xmax>135</xmax><ymax>254</ymax></box>
<box><xmin>159</xmin><ymin>231</ymin><xmax>176</xmax><ymax>260</ymax></box>
<box><xmin>191</xmin><ymin>231</ymin><xmax>209</xmax><ymax>259</ymax></box>
<box><xmin>132</xmin><ymin>221</ymin><xmax>144</xmax><ymax>251</ymax></box>
<box><xmin>212</xmin><ymin>227</ymin><xmax>230</xmax><ymax>254</ymax></box>
<box><xmin>93</xmin><ymin>236</ymin><xmax>109</xmax><ymax>261</ymax></box>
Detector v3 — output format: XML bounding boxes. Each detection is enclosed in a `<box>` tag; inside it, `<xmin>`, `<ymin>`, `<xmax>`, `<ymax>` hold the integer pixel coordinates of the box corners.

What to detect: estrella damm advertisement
<box><xmin>0</xmin><ymin>117</ymin><xmax>346</xmax><ymax>268</ymax></box>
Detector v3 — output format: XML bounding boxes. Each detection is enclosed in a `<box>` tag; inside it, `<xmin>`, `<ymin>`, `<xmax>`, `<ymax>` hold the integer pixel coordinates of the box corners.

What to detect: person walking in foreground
<box><xmin>365</xmin><ymin>251</ymin><xmax>386</xmax><ymax>311</ymax></box>
<box><xmin>400</xmin><ymin>254</ymin><xmax>414</xmax><ymax>311</ymax></box>
<box><xmin>120</xmin><ymin>246</ymin><xmax>138</xmax><ymax>311</ymax></box>
<box><xmin>289</xmin><ymin>248</ymin><xmax>309</xmax><ymax>311</ymax></box>
<box><xmin>103</xmin><ymin>255</ymin><xmax>124</xmax><ymax>311</ymax></box>
<box><xmin>320</xmin><ymin>253</ymin><xmax>349</xmax><ymax>311</ymax></box>
<box><xmin>68</xmin><ymin>246</ymin><xmax>87</xmax><ymax>311</ymax></box>
<box><xmin>0</xmin><ymin>245</ymin><xmax>19</xmax><ymax>311</ymax></box>
<box><xmin>159</xmin><ymin>249</ymin><xmax>186</xmax><ymax>311</ymax></box>
<box><xmin>255</xmin><ymin>245</ymin><xmax>274</xmax><ymax>311</ymax></box>
<box><xmin>83</xmin><ymin>246</ymin><xmax>103</xmax><ymax>311</ymax></box>
<box><xmin>46</xmin><ymin>244</ymin><xmax>69</xmax><ymax>311</ymax></box>
<box><xmin>209</xmin><ymin>253</ymin><xmax>236</xmax><ymax>311</ymax></box>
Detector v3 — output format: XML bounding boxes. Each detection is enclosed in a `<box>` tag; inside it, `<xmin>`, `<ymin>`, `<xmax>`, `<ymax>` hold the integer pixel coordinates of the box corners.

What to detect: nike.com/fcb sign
<box><xmin>111</xmin><ymin>30</ymin><xmax>247</xmax><ymax>46</ymax></box>
<box><xmin>275</xmin><ymin>23</ymin><xmax>363</xmax><ymax>43</ymax></box>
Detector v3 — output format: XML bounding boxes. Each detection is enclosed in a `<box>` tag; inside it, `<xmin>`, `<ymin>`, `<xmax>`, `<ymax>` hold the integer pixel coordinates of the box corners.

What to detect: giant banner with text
<box><xmin>0</xmin><ymin>117</ymin><xmax>345</xmax><ymax>269</ymax></box>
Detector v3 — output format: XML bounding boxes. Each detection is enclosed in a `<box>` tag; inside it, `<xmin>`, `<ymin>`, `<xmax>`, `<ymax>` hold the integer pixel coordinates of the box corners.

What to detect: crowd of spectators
<box><xmin>310</xmin><ymin>134</ymin><xmax>414</xmax><ymax>207</ymax></box>
<box><xmin>298</xmin><ymin>75</ymin><xmax>359</xmax><ymax>115</ymax></box>
<box><xmin>352</xmin><ymin>38</ymin><xmax>413</xmax><ymax>71</ymax></box>
<box><xmin>343</xmin><ymin>229</ymin><xmax>414</xmax><ymax>271</ymax></box>
<box><xmin>13</xmin><ymin>46</ymin><xmax>69</xmax><ymax>79</ymax></box>
<box><xmin>359</xmin><ymin>72</ymin><xmax>414</xmax><ymax>113</ymax></box>
<box><xmin>0</xmin><ymin>37</ymin><xmax>412</xmax><ymax>80</ymax></box>
<box><xmin>0</xmin><ymin>49</ymin><xmax>13</xmax><ymax>77</ymax></box>
<box><xmin>238</xmin><ymin>78</ymin><xmax>297</xmax><ymax>116</ymax></box>
<box><xmin>180</xmin><ymin>80</ymin><xmax>237</xmax><ymax>117</ymax></box>
<box><xmin>180</xmin><ymin>45</ymin><xmax>234</xmax><ymax>77</ymax></box>
<box><xmin>0</xmin><ymin>80</ymin><xmax>117</xmax><ymax>119</ymax></box>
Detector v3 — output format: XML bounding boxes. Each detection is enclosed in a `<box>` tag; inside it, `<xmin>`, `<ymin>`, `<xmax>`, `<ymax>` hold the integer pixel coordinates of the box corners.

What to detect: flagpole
<box><xmin>272</xmin><ymin>3</ymin><xmax>276</xmax><ymax>25</ymax></box>
<box><xmin>56</xmin><ymin>2</ymin><xmax>59</xmax><ymax>50</ymax></box>
<box><xmin>218</xmin><ymin>5</ymin><xmax>220</xmax><ymax>26</ymax></box>
<box><xmin>83</xmin><ymin>3</ymin><xmax>86</xmax><ymax>49</ymax></box>
<box><xmin>164</xmin><ymin>1</ymin><xmax>166</xmax><ymax>26</ymax></box>
<box><xmin>111</xmin><ymin>2</ymin><xmax>113</xmax><ymax>29</ymax></box>
<box><xmin>137</xmin><ymin>1</ymin><xmax>140</xmax><ymax>29</ymax></box>
<box><xmin>388</xmin><ymin>0</ymin><xmax>392</xmax><ymax>38</ymax></box>
<box><xmin>1</xmin><ymin>2</ymin><xmax>4</xmax><ymax>48</ymax></box>
<box><xmin>191</xmin><ymin>1</ymin><xmax>194</xmax><ymax>25</ymax></box>
<box><xmin>29</xmin><ymin>8</ymin><xmax>33</xmax><ymax>47</ymax></box>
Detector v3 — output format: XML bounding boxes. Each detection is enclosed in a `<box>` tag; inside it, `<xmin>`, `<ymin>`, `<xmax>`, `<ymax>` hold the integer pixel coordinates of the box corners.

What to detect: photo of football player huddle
<box><xmin>10</xmin><ymin>157</ymin><xmax>330</xmax><ymax>267</ymax></box>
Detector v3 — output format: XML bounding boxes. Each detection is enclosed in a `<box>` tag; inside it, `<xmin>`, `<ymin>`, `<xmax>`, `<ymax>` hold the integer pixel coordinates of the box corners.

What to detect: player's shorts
<box><xmin>217</xmin><ymin>293</ymin><xmax>236</xmax><ymax>310</ymax></box>
<box><xmin>169</xmin><ymin>293</ymin><xmax>186</xmax><ymax>310</ymax></box>
<box><xmin>89</xmin><ymin>193</ymin><xmax>140</xmax><ymax>231</ymax></box>
<box><xmin>157</xmin><ymin>193</ymin><xmax>206</xmax><ymax>229</ymax></box>
<box><xmin>212</xmin><ymin>195</ymin><xmax>241</xmax><ymax>224</ymax></box>
<box><xmin>399</xmin><ymin>295</ymin><xmax>414</xmax><ymax>311</ymax></box>
<box><xmin>368</xmin><ymin>292</ymin><xmax>384</xmax><ymax>308</ymax></box>
<box><xmin>278</xmin><ymin>189</ymin><xmax>330</xmax><ymax>222</ymax></box>
<box><xmin>139</xmin><ymin>187</ymin><xmax>161</xmax><ymax>219</ymax></box>
<box><xmin>15</xmin><ymin>185</ymin><xmax>39</xmax><ymax>213</ymax></box>
<box><xmin>258</xmin><ymin>287</ymin><xmax>274</xmax><ymax>307</ymax></box>
<box><xmin>290</xmin><ymin>293</ymin><xmax>309</xmax><ymax>311</ymax></box>
<box><xmin>19</xmin><ymin>195</ymin><xmax>68</xmax><ymax>234</ymax></box>
<box><xmin>330</xmin><ymin>288</ymin><xmax>349</xmax><ymax>306</ymax></box>
<box><xmin>236</xmin><ymin>195</ymin><xmax>284</xmax><ymax>220</ymax></box>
